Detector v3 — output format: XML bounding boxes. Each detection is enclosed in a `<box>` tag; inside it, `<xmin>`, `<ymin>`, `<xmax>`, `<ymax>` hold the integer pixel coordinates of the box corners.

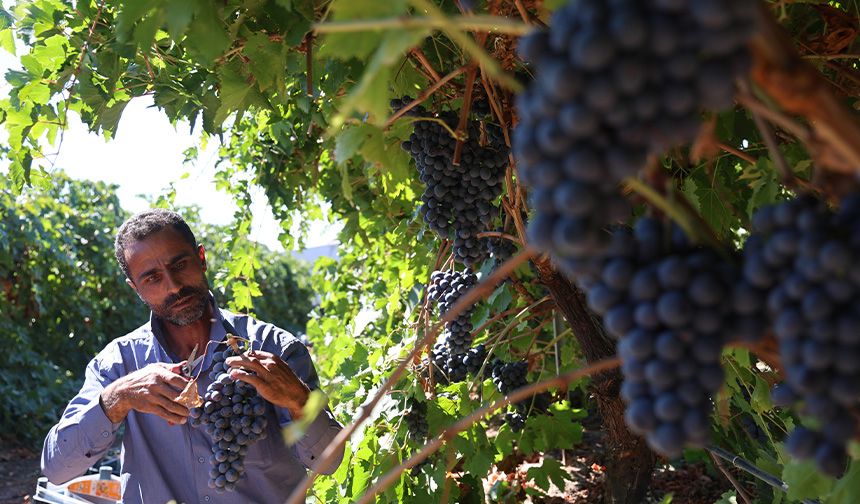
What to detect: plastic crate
<box><xmin>34</xmin><ymin>467</ymin><xmax>120</xmax><ymax>504</ymax></box>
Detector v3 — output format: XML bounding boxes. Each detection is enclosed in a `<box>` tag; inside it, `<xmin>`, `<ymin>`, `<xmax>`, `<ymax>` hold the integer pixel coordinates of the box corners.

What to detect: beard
<box><xmin>147</xmin><ymin>282</ymin><xmax>210</xmax><ymax>326</ymax></box>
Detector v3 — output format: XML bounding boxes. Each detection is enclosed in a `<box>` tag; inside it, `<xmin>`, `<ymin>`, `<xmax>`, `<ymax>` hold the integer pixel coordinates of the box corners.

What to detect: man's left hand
<box><xmin>226</xmin><ymin>351</ymin><xmax>311</xmax><ymax>419</ymax></box>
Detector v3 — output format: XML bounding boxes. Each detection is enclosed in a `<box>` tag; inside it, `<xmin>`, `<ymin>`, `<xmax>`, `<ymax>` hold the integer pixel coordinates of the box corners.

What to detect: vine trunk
<box><xmin>533</xmin><ymin>258</ymin><xmax>656</xmax><ymax>504</ymax></box>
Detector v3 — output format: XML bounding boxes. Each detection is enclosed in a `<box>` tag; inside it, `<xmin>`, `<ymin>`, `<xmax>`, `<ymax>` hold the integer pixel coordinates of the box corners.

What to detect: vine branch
<box><xmin>385</xmin><ymin>65</ymin><xmax>469</xmax><ymax>128</ymax></box>
<box><xmin>284</xmin><ymin>247</ymin><xmax>538</xmax><ymax>504</ymax></box>
<box><xmin>353</xmin><ymin>357</ymin><xmax>621</xmax><ymax>504</ymax></box>
<box><xmin>312</xmin><ymin>14</ymin><xmax>531</xmax><ymax>35</ymax></box>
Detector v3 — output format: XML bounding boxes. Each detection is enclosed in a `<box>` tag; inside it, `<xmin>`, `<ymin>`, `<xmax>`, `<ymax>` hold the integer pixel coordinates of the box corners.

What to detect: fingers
<box><xmin>150</xmin><ymin>403</ymin><xmax>189</xmax><ymax>425</ymax></box>
<box><xmin>226</xmin><ymin>353</ymin><xmax>271</xmax><ymax>375</ymax></box>
<box><xmin>229</xmin><ymin>368</ymin><xmax>266</xmax><ymax>390</ymax></box>
<box><xmin>157</xmin><ymin>366</ymin><xmax>191</xmax><ymax>390</ymax></box>
<box><xmin>153</xmin><ymin>384</ymin><xmax>191</xmax><ymax>417</ymax></box>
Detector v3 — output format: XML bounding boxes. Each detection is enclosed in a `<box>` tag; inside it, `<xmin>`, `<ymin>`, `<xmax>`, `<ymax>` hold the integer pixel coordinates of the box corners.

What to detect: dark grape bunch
<box><xmin>394</xmin><ymin>98</ymin><xmax>509</xmax><ymax>266</ymax></box>
<box><xmin>505</xmin><ymin>409</ymin><xmax>527</xmax><ymax>433</ymax></box>
<box><xmin>739</xmin><ymin>416</ymin><xmax>768</xmax><ymax>444</ymax></box>
<box><xmin>427</xmin><ymin>341</ymin><xmax>490</xmax><ymax>385</ymax></box>
<box><xmin>490</xmin><ymin>359</ymin><xmax>528</xmax><ymax>395</ymax></box>
<box><xmin>430</xmin><ymin>341</ymin><xmax>468</xmax><ymax>384</ymax></box>
<box><xmin>188</xmin><ymin>345</ymin><xmax>269</xmax><ymax>492</ymax></box>
<box><xmin>585</xmin><ymin>218</ymin><xmax>736</xmax><ymax>457</ymax></box>
<box><xmin>489</xmin><ymin>359</ymin><xmax>551</xmax><ymax>432</ymax></box>
<box><xmin>463</xmin><ymin>343</ymin><xmax>488</xmax><ymax>376</ymax></box>
<box><xmin>428</xmin><ymin>269</ymin><xmax>478</xmax><ymax>354</ymax></box>
<box><xmin>404</xmin><ymin>398</ymin><xmax>429</xmax><ymax>442</ymax></box>
<box><xmin>744</xmin><ymin>195</ymin><xmax>860</xmax><ymax>477</ymax></box>
<box><xmin>486</xmin><ymin>228</ymin><xmax>518</xmax><ymax>269</ymax></box>
<box><xmin>513</xmin><ymin>0</ymin><xmax>758</xmax><ymax>277</ymax></box>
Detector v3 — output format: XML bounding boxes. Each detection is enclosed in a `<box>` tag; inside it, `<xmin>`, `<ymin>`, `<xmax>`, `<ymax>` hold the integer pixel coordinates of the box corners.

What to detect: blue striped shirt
<box><xmin>41</xmin><ymin>300</ymin><xmax>343</xmax><ymax>503</ymax></box>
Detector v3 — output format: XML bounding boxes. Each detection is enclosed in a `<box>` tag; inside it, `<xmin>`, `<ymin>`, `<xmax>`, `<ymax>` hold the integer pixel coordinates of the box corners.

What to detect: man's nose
<box><xmin>164</xmin><ymin>269</ymin><xmax>183</xmax><ymax>294</ymax></box>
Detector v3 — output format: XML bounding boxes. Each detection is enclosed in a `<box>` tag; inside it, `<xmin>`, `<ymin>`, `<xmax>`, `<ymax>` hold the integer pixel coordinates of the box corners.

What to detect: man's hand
<box><xmin>100</xmin><ymin>363</ymin><xmax>190</xmax><ymax>425</ymax></box>
<box><xmin>226</xmin><ymin>351</ymin><xmax>311</xmax><ymax>420</ymax></box>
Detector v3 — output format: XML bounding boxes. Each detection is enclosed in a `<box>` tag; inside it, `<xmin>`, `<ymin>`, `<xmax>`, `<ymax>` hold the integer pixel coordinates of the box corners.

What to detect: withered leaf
<box><xmin>175</xmin><ymin>378</ymin><xmax>202</xmax><ymax>408</ymax></box>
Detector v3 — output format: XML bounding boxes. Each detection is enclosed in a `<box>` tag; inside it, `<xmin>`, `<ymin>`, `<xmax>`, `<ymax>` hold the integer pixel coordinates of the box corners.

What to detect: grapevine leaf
<box><xmin>165</xmin><ymin>0</ymin><xmax>196</xmax><ymax>40</ymax></box>
<box><xmin>526</xmin><ymin>457</ymin><xmax>567</xmax><ymax>492</ymax></box>
<box><xmin>185</xmin><ymin>0</ymin><xmax>231</xmax><ymax>65</ymax></box>
<box><xmin>0</xmin><ymin>29</ymin><xmax>15</xmax><ymax>55</ymax></box>
<box><xmin>827</xmin><ymin>461</ymin><xmax>860</xmax><ymax>504</ymax></box>
<box><xmin>783</xmin><ymin>460</ymin><xmax>833</xmax><ymax>501</ymax></box>
<box><xmin>244</xmin><ymin>32</ymin><xmax>286</xmax><ymax>94</ymax></box>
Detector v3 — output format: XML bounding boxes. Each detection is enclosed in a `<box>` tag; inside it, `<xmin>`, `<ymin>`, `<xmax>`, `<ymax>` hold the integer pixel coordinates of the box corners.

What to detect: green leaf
<box><xmin>335</xmin><ymin>29</ymin><xmax>430</xmax><ymax>126</ymax></box>
<box><xmin>0</xmin><ymin>8</ymin><xmax>12</xmax><ymax>30</ymax></box>
<box><xmin>692</xmin><ymin>166</ymin><xmax>736</xmax><ymax>238</ymax></box>
<box><xmin>281</xmin><ymin>389</ymin><xmax>328</xmax><ymax>444</ymax></box>
<box><xmin>783</xmin><ymin>460</ymin><xmax>833</xmax><ymax>501</ymax></box>
<box><xmin>827</xmin><ymin>461</ymin><xmax>860</xmax><ymax>504</ymax></box>
<box><xmin>0</xmin><ymin>29</ymin><xmax>15</xmax><ymax>55</ymax></box>
<box><xmin>243</xmin><ymin>32</ymin><xmax>286</xmax><ymax>94</ymax></box>
<box><xmin>94</xmin><ymin>99</ymin><xmax>129</xmax><ymax>138</ymax></box>
<box><xmin>165</xmin><ymin>0</ymin><xmax>196</xmax><ymax>40</ymax></box>
<box><xmin>750</xmin><ymin>375</ymin><xmax>771</xmax><ymax>414</ymax></box>
<box><xmin>214</xmin><ymin>63</ymin><xmax>268</xmax><ymax>126</ymax></box>
<box><xmin>334</xmin><ymin>125</ymin><xmax>368</xmax><ymax>164</ymax></box>
<box><xmin>526</xmin><ymin>457</ymin><xmax>568</xmax><ymax>492</ymax></box>
<box><xmin>186</xmin><ymin>0</ymin><xmax>231</xmax><ymax>65</ymax></box>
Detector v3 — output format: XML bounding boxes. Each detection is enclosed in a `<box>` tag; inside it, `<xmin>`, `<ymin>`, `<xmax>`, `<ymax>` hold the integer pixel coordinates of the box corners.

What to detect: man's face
<box><xmin>124</xmin><ymin>227</ymin><xmax>210</xmax><ymax>326</ymax></box>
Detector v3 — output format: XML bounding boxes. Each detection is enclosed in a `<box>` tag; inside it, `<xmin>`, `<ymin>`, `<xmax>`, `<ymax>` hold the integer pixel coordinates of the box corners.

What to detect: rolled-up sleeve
<box><xmin>276</xmin><ymin>341</ymin><xmax>344</xmax><ymax>475</ymax></box>
<box><xmin>41</xmin><ymin>345</ymin><xmax>123</xmax><ymax>484</ymax></box>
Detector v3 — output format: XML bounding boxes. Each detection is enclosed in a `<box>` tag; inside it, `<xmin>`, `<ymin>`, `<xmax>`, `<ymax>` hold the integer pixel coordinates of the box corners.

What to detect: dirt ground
<box><xmin>0</xmin><ymin>439</ymin><xmax>732</xmax><ymax>504</ymax></box>
<box><xmin>0</xmin><ymin>446</ymin><xmax>40</xmax><ymax>504</ymax></box>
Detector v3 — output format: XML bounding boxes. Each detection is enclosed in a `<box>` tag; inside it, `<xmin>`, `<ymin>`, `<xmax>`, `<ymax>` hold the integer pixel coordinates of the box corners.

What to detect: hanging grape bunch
<box><xmin>404</xmin><ymin>398</ymin><xmax>429</xmax><ymax>442</ymax></box>
<box><xmin>486</xmin><ymin>227</ymin><xmax>518</xmax><ymax>269</ymax></box>
<box><xmin>428</xmin><ymin>269</ymin><xmax>479</xmax><ymax>355</ymax></box>
<box><xmin>188</xmin><ymin>343</ymin><xmax>269</xmax><ymax>492</ymax></box>
<box><xmin>743</xmin><ymin>195</ymin><xmax>860</xmax><ymax>477</ymax></box>
<box><xmin>395</xmin><ymin>99</ymin><xmax>509</xmax><ymax>266</ymax></box>
<box><xmin>512</xmin><ymin>0</ymin><xmax>759</xmax><ymax>277</ymax></box>
<box><xmin>584</xmin><ymin>219</ymin><xmax>737</xmax><ymax>457</ymax></box>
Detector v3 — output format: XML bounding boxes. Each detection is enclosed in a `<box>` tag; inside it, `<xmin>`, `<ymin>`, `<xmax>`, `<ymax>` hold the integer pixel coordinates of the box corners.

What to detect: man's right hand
<box><xmin>99</xmin><ymin>363</ymin><xmax>190</xmax><ymax>425</ymax></box>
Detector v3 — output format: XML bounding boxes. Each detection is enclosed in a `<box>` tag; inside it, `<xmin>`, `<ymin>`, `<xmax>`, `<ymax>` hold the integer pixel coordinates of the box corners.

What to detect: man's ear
<box><xmin>198</xmin><ymin>245</ymin><xmax>207</xmax><ymax>272</ymax></box>
<box><xmin>126</xmin><ymin>277</ymin><xmax>139</xmax><ymax>296</ymax></box>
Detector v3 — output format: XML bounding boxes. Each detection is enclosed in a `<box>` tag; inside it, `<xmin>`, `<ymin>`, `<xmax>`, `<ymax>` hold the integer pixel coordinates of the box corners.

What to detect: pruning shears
<box><xmin>180</xmin><ymin>343</ymin><xmax>204</xmax><ymax>379</ymax></box>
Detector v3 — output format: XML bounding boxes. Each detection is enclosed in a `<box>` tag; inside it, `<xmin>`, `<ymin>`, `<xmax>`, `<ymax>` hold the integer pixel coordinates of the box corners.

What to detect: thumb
<box><xmin>167</xmin><ymin>362</ymin><xmax>185</xmax><ymax>374</ymax></box>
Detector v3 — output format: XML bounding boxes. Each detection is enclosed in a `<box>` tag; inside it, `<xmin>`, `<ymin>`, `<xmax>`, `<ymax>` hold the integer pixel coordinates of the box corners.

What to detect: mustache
<box><xmin>165</xmin><ymin>286</ymin><xmax>206</xmax><ymax>308</ymax></box>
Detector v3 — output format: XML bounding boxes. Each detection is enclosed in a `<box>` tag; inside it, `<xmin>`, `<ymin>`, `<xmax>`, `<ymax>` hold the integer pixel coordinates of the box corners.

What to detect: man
<box><xmin>41</xmin><ymin>209</ymin><xmax>344</xmax><ymax>503</ymax></box>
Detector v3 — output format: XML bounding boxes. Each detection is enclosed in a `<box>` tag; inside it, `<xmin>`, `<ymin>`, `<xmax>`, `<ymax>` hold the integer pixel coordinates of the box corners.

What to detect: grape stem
<box><xmin>385</xmin><ymin>66</ymin><xmax>469</xmax><ymax>128</ymax></box>
<box><xmin>283</xmin><ymin>247</ymin><xmax>539</xmax><ymax>504</ymax></box>
<box><xmin>352</xmin><ymin>357</ymin><xmax>621</xmax><ymax>504</ymax></box>
<box><xmin>475</xmin><ymin>230</ymin><xmax>521</xmax><ymax>244</ymax></box>
<box><xmin>737</xmin><ymin>79</ymin><xmax>795</xmax><ymax>187</ymax></box>
<box><xmin>750</xmin><ymin>1</ymin><xmax>860</xmax><ymax>174</ymax></box>
<box><xmin>410</xmin><ymin>48</ymin><xmax>443</xmax><ymax>82</ymax></box>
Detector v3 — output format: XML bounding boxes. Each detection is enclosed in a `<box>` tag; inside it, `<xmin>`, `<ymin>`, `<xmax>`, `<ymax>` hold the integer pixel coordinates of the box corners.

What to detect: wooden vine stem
<box><xmin>353</xmin><ymin>357</ymin><xmax>622</xmax><ymax>504</ymax></box>
<box><xmin>283</xmin><ymin>248</ymin><xmax>538</xmax><ymax>504</ymax></box>
<box><xmin>749</xmin><ymin>2</ymin><xmax>860</xmax><ymax>174</ymax></box>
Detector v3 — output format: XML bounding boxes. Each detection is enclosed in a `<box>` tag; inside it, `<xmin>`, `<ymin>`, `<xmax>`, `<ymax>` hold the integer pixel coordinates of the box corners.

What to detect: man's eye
<box><xmin>144</xmin><ymin>274</ymin><xmax>160</xmax><ymax>284</ymax></box>
<box><xmin>173</xmin><ymin>261</ymin><xmax>187</xmax><ymax>270</ymax></box>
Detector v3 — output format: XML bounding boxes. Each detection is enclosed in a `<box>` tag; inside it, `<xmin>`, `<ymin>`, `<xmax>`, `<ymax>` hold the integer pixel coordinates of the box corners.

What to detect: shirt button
<box><xmin>198</xmin><ymin>457</ymin><xmax>205</xmax><ymax>463</ymax></box>
<box><xmin>102</xmin><ymin>432</ymin><xmax>109</xmax><ymax>438</ymax></box>
<box><xmin>204</xmin><ymin>496</ymin><xmax>210</xmax><ymax>502</ymax></box>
